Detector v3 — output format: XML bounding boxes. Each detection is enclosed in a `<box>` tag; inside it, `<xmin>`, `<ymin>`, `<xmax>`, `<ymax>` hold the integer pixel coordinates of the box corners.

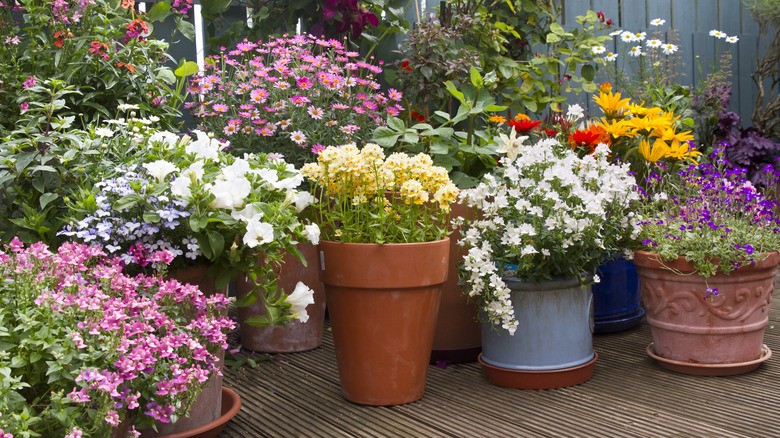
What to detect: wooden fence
<box><xmin>147</xmin><ymin>0</ymin><xmax>770</xmax><ymax>126</ymax></box>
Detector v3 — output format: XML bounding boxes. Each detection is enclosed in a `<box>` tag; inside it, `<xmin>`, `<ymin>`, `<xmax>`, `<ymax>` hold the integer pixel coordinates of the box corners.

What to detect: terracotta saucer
<box><xmin>478</xmin><ymin>352</ymin><xmax>598</xmax><ymax>389</ymax></box>
<box><xmin>160</xmin><ymin>387</ymin><xmax>242</xmax><ymax>438</ymax></box>
<box><xmin>646</xmin><ymin>343</ymin><xmax>772</xmax><ymax>377</ymax></box>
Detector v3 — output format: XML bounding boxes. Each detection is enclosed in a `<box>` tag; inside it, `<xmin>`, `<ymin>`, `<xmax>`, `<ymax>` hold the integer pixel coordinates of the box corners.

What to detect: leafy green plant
<box><xmin>373</xmin><ymin>68</ymin><xmax>505</xmax><ymax>188</ymax></box>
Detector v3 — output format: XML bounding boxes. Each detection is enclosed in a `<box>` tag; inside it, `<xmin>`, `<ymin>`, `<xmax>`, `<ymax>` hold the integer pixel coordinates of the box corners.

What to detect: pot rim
<box><xmin>502</xmin><ymin>274</ymin><xmax>594</xmax><ymax>291</ymax></box>
<box><xmin>319</xmin><ymin>236</ymin><xmax>450</xmax><ymax>248</ymax></box>
<box><xmin>633</xmin><ymin>249</ymin><xmax>780</xmax><ymax>273</ymax></box>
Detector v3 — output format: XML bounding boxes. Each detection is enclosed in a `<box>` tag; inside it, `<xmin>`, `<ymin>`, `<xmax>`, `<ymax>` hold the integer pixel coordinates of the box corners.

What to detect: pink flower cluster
<box><xmin>187</xmin><ymin>33</ymin><xmax>402</xmax><ymax>165</ymax></box>
<box><xmin>4</xmin><ymin>239</ymin><xmax>234</xmax><ymax>429</ymax></box>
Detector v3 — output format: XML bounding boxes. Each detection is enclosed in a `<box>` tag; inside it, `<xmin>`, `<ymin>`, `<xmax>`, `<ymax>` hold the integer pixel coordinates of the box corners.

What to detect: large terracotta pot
<box><xmin>479</xmin><ymin>276</ymin><xmax>596</xmax><ymax>389</ymax></box>
<box><xmin>237</xmin><ymin>243</ymin><xmax>326</xmax><ymax>353</ymax></box>
<box><xmin>318</xmin><ymin>238</ymin><xmax>449</xmax><ymax>406</ymax></box>
<box><xmin>430</xmin><ymin>201</ymin><xmax>481</xmax><ymax>363</ymax></box>
<box><xmin>138</xmin><ymin>265</ymin><xmax>228</xmax><ymax>437</ymax></box>
<box><xmin>634</xmin><ymin>250</ymin><xmax>779</xmax><ymax>375</ymax></box>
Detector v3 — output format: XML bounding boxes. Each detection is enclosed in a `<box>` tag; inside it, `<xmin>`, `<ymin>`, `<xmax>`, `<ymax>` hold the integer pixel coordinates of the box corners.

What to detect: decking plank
<box><xmin>220</xmin><ymin>290</ymin><xmax>780</xmax><ymax>437</ymax></box>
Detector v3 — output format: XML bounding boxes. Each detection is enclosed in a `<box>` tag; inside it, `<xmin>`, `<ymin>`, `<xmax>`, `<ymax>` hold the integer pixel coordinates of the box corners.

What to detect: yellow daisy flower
<box><xmin>638</xmin><ymin>138</ymin><xmax>669</xmax><ymax>163</ymax></box>
<box><xmin>594</xmin><ymin>90</ymin><xmax>632</xmax><ymax>120</ymax></box>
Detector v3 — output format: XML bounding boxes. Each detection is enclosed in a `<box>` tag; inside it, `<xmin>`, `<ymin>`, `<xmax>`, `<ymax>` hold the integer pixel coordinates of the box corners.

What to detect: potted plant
<box><xmin>458</xmin><ymin>137</ymin><xmax>639</xmax><ymax>389</ymax></box>
<box><xmin>301</xmin><ymin>143</ymin><xmax>458</xmax><ymax>405</ymax></box>
<box><xmin>631</xmin><ymin>147</ymin><xmax>780</xmax><ymax>376</ymax></box>
<box><xmin>0</xmin><ymin>239</ymin><xmax>236</xmax><ymax>437</ymax></box>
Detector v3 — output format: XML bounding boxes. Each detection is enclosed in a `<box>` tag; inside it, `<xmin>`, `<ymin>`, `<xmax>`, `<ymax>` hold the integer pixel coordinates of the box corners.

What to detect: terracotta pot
<box><xmin>430</xmin><ymin>200</ymin><xmax>481</xmax><ymax>363</ymax></box>
<box><xmin>318</xmin><ymin>238</ymin><xmax>449</xmax><ymax>406</ymax></box>
<box><xmin>237</xmin><ymin>243</ymin><xmax>326</xmax><ymax>353</ymax></box>
<box><xmin>138</xmin><ymin>265</ymin><xmax>228</xmax><ymax>436</ymax></box>
<box><xmin>634</xmin><ymin>250</ymin><xmax>779</xmax><ymax>375</ymax></box>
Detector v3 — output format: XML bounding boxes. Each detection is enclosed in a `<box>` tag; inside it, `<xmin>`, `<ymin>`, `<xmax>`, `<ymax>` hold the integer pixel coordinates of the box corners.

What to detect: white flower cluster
<box><xmin>458</xmin><ymin>139</ymin><xmax>640</xmax><ymax>334</ymax></box>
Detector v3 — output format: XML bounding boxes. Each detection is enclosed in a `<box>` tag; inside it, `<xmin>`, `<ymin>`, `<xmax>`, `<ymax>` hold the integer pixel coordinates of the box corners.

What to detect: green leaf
<box><xmin>201</xmin><ymin>0</ymin><xmax>232</xmax><ymax>14</ymax></box>
<box><xmin>485</xmin><ymin>105</ymin><xmax>508</xmax><ymax>112</ymax></box>
<box><xmin>402</xmin><ymin>132</ymin><xmax>419</xmax><ymax>144</ymax></box>
<box><xmin>176</xmin><ymin>19</ymin><xmax>196</xmax><ymax>41</ymax></box>
<box><xmin>39</xmin><ymin>193</ymin><xmax>57</xmax><ymax>210</ymax></box>
<box><xmin>386</xmin><ymin>116</ymin><xmax>406</xmax><ymax>132</ymax></box>
<box><xmin>550</xmin><ymin>23</ymin><xmax>565</xmax><ymax>35</ymax></box>
<box><xmin>581</xmin><ymin>64</ymin><xmax>595</xmax><ymax>82</ymax></box>
<box><xmin>546</xmin><ymin>33</ymin><xmax>561</xmax><ymax>43</ymax></box>
<box><xmin>519</xmin><ymin>77</ymin><xmax>535</xmax><ymax>94</ymax></box>
<box><xmin>444</xmin><ymin>81</ymin><xmax>465</xmax><ymax>104</ymax></box>
<box><xmin>147</xmin><ymin>1</ymin><xmax>172</xmax><ymax>22</ymax></box>
<box><xmin>174</xmin><ymin>60</ymin><xmax>200</xmax><ymax>78</ymax></box>
<box><xmin>142</xmin><ymin>211</ymin><xmax>161</xmax><ymax>223</ymax></box>
<box><xmin>196</xmin><ymin>234</ymin><xmax>213</xmax><ymax>259</ymax></box>
<box><xmin>206</xmin><ymin>230</ymin><xmax>225</xmax><ymax>258</ymax></box>
<box><xmin>469</xmin><ymin>67</ymin><xmax>483</xmax><ymax>88</ymax></box>
<box><xmin>429</xmin><ymin>141</ymin><xmax>451</xmax><ymax>155</ymax></box>
<box><xmin>113</xmin><ymin>194</ymin><xmax>143</xmax><ymax>211</ymax></box>
<box><xmin>371</xmin><ymin>127</ymin><xmax>401</xmax><ymax>148</ymax></box>
<box><xmin>15</xmin><ymin>151</ymin><xmax>37</xmax><ymax>173</ymax></box>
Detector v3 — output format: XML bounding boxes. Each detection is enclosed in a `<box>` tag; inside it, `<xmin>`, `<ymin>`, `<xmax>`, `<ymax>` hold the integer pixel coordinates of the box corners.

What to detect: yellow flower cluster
<box><xmin>301</xmin><ymin>143</ymin><xmax>459</xmax><ymax>211</ymax></box>
<box><xmin>593</xmin><ymin>88</ymin><xmax>700</xmax><ymax>164</ymax></box>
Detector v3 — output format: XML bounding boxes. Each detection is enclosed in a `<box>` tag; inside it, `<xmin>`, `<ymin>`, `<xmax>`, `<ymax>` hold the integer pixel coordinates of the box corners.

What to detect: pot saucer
<box><xmin>594</xmin><ymin>307</ymin><xmax>645</xmax><ymax>334</ymax></box>
<box><xmin>646</xmin><ymin>343</ymin><xmax>772</xmax><ymax>377</ymax></box>
<box><xmin>159</xmin><ymin>387</ymin><xmax>242</xmax><ymax>438</ymax></box>
<box><xmin>478</xmin><ymin>352</ymin><xmax>597</xmax><ymax>389</ymax></box>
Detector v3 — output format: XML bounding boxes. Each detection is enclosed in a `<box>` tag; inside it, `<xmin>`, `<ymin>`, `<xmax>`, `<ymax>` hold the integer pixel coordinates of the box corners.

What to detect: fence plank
<box><xmin>692</xmin><ymin>32</ymin><xmax>716</xmax><ymax>86</ymax></box>
<box><xmin>563</xmin><ymin>0</ymin><xmax>591</xmax><ymax>26</ymax></box>
<box><xmin>620</xmin><ymin>0</ymin><xmax>647</xmax><ymax>30</ymax></box>
<box><xmin>738</xmin><ymin>33</ymin><xmax>758</xmax><ymax>126</ymax></box>
<box><xmin>647</xmin><ymin>0</ymin><xmax>671</xmax><ymax>23</ymax></box>
<box><xmin>719</xmin><ymin>0</ymin><xmax>741</xmax><ymax>36</ymax></box>
<box><xmin>696</xmin><ymin>0</ymin><xmax>718</xmax><ymax>33</ymax></box>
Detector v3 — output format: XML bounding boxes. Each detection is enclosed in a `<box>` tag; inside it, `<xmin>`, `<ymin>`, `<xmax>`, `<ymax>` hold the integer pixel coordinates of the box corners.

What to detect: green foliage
<box><xmin>0</xmin><ymin>0</ymin><xmax>189</xmax><ymax>135</ymax></box>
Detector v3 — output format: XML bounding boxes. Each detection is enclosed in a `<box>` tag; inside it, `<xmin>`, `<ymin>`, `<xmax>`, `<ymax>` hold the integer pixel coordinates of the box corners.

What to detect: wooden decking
<box><xmin>219</xmin><ymin>293</ymin><xmax>780</xmax><ymax>438</ymax></box>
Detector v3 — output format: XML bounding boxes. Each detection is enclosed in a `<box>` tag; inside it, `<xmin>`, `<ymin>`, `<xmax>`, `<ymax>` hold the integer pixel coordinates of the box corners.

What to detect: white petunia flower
<box><xmin>293</xmin><ymin>191</ymin><xmax>315</xmax><ymax>212</ymax></box>
<box><xmin>302</xmin><ymin>223</ymin><xmax>320</xmax><ymax>245</ymax></box>
<box><xmin>287</xmin><ymin>282</ymin><xmax>315</xmax><ymax>323</ymax></box>
<box><xmin>243</xmin><ymin>217</ymin><xmax>274</xmax><ymax>248</ymax></box>
<box><xmin>209</xmin><ymin>177</ymin><xmax>251</xmax><ymax>209</ymax></box>
<box><xmin>143</xmin><ymin>160</ymin><xmax>177</xmax><ymax>183</ymax></box>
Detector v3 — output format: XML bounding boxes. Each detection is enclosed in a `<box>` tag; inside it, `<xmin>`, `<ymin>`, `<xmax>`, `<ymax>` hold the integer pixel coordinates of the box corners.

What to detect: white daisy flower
<box><xmin>661</xmin><ymin>43</ymin><xmax>679</xmax><ymax>55</ymax></box>
<box><xmin>591</xmin><ymin>46</ymin><xmax>606</xmax><ymax>55</ymax></box>
<box><xmin>620</xmin><ymin>31</ymin><xmax>637</xmax><ymax>43</ymax></box>
<box><xmin>604</xmin><ymin>52</ymin><xmax>618</xmax><ymax>62</ymax></box>
<box><xmin>710</xmin><ymin>29</ymin><xmax>727</xmax><ymax>39</ymax></box>
<box><xmin>646</xmin><ymin>39</ymin><xmax>663</xmax><ymax>49</ymax></box>
<box><xmin>726</xmin><ymin>35</ymin><xmax>739</xmax><ymax>44</ymax></box>
<box><xmin>609</xmin><ymin>29</ymin><xmax>623</xmax><ymax>37</ymax></box>
<box><xmin>629</xmin><ymin>46</ymin><xmax>644</xmax><ymax>57</ymax></box>
<box><xmin>650</xmin><ymin>18</ymin><xmax>666</xmax><ymax>26</ymax></box>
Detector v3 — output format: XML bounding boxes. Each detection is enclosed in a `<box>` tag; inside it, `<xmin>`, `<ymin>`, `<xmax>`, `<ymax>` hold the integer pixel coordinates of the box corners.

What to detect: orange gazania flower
<box><xmin>569</xmin><ymin>125</ymin><xmax>610</xmax><ymax>154</ymax></box>
<box><xmin>600</xmin><ymin>82</ymin><xmax>612</xmax><ymax>93</ymax></box>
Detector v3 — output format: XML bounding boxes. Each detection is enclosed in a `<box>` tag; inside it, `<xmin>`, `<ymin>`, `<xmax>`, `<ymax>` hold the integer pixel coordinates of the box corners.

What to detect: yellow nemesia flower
<box><xmin>638</xmin><ymin>138</ymin><xmax>669</xmax><ymax>163</ymax></box>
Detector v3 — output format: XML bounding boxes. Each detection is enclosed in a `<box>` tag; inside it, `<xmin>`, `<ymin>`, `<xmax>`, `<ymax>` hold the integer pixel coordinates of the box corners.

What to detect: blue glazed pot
<box><xmin>481</xmin><ymin>276</ymin><xmax>594</xmax><ymax>371</ymax></box>
<box><xmin>592</xmin><ymin>258</ymin><xmax>644</xmax><ymax>334</ymax></box>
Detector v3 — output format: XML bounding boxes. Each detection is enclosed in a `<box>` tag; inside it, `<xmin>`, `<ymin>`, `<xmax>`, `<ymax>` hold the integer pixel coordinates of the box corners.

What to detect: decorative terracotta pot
<box><xmin>634</xmin><ymin>250</ymin><xmax>779</xmax><ymax>375</ymax></box>
<box><xmin>137</xmin><ymin>265</ymin><xmax>228</xmax><ymax>437</ymax></box>
<box><xmin>479</xmin><ymin>276</ymin><xmax>596</xmax><ymax>389</ymax></box>
<box><xmin>430</xmin><ymin>201</ymin><xmax>481</xmax><ymax>363</ymax></box>
<box><xmin>318</xmin><ymin>238</ymin><xmax>449</xmax><ymax>406</ymax></box>
<box><xmin>237</xmin><ymin>243</ymin><xmax>326</xmax><ymax>353</ymax></box>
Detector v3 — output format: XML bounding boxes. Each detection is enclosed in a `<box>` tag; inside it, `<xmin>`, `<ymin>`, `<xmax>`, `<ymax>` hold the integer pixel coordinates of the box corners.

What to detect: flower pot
<box><xmin>318</xmin><ymin>238</ymin><xmax>449</xmax><ymax>406</ymax></box>
<box><xmin>139</xmin><ymin>264</ymin><xmax>228</xmax><ymax>435</ymax></box>
<box><xmin>480</xmin><ymin>276</ymin><xmax>596</xmax><ymax>389</ymax></box>
<box><xmin>136</xmin><ymin>387</ymin><xmax>241</xmax><ymax>438</ymax></box>
<box><xmin>237</xmin><ymin>243</ymin><xmax>326</xmax><ymax>353</ymax></box>
<box><xmin>430</xmin><ymin>200</ymin><xmax>481</xmax><ymax>363</ymax></box>
<box><xmin>634</xmin><ymin>250</ymin><xmax>779</xmax><ymax>375</ymax></box>
<box><xmin>592</xmin><ymin>258</ymin><xmax>645</xmax><ymax>334</ymax></box>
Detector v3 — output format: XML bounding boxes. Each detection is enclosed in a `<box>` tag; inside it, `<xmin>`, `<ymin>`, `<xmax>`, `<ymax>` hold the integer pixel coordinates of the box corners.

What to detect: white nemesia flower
<box><xmin>287</xmin><ymin>282</ymin><xmax>315</xmax><ymax>323</ymax></box>
<box><xmin>496</xmin><ymin>128</ymin><xmax>528</xmax><ymax>162</ymax></box>
<box><xmin>650</xmin><ymin>18</ymin><xmax>665</xmax><ymax>26</ymax></box>
<box><xmin>143</xmin><ymin>160</ymin><xmax>177</xmax><ymax>183</ymax></box>
<box><xmin>243</xmin><ymin>217</ymin><xmax>274</xmax><ymax>247</ymax></box>
<box><xmin>302</xmin><ymin>223</ymin><xmax>320</xmax><ymax>245</ymax></box>
<box><xmin>566</xmin><ymin>104</ymin><xmax>585</xmax><ymax>121</ymax></box>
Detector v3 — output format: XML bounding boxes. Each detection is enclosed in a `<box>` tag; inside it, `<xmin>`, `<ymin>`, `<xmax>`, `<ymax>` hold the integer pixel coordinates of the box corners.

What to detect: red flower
<box><xmin>506</xmin><ymin>119</ymin><xmax>542</xmax><ymax>133</ymax></box>
<box><xmin>53</xmin><ymin>30</ymin><xmax>72</xmax><ymax>48</ymax></box>
<box><xmin>116</xmin><ymin>62</ymin><xmax>136</xmax><ymax>73</ymax></box>
<box><xmin>569</xmin><ymin>125</ymin><xmax>610</xmax><ymax>154</ymax></box>
<box><xmin>544</xmin><ymin>128</ymin><xmax>558</xmax><ymax>138</ymax></box>
<box><xmin>410</xmin><ymin>110</ymin><xmax>425</xmax><ymax>122</ymax></box>
<box><xmin>401</xmin><ymin>60</ymin><xmax>413</xmax><ymax>71</ymax></box>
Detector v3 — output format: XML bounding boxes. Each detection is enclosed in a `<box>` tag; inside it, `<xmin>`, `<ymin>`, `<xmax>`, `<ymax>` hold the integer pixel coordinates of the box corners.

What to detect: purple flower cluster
<box><xmin>1</xmin><ymin>240</ymin><xmax>234</xmax><ymax>434</ymax></box>
<box><xmin>637</xmin><ymin>148</ymin><xmax>780</xmax><ymax>275</ymax></box>
<box><xmin>59</xmin><ymin>169</ymin><xmax>201</xmax><ymax>270</ymax></box>
<box><xmin>187</xmin><ymin>33</ymin><xmax>402</xmax><ymax>166</ymax></box>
